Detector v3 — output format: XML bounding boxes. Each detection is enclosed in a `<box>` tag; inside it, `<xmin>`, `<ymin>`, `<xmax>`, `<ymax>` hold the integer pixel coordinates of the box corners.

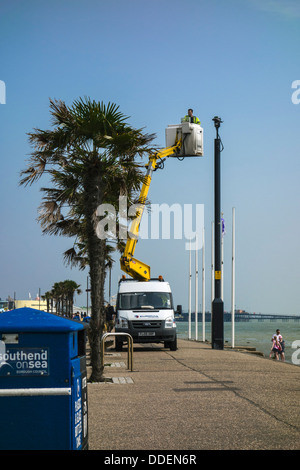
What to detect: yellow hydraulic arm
<box><xmin>120</xmin><ymin>139</ymin><xmax>182</xmax><ymax>281</ymax></box>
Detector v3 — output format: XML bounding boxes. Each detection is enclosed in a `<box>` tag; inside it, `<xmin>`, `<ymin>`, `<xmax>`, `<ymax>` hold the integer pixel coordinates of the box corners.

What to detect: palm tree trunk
<box><xmin>84</xmin><ymin>165</ymin><xmax>107</xmax><ymax>382</ymax></box>
<box><xmin>88</xmin><ymin>238</ymin><xmax>106</xmax><ymax>381</ymax></box>
<box><xmin>69</xmin><ymin>295</ymin><xmax>72</xmax><ymax>318</ymax></box>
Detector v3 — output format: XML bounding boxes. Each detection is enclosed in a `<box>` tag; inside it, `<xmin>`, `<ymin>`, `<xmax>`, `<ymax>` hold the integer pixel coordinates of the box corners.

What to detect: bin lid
<box><xmin>0</xmin><ymin>308</ymin><xmax>85</xmax><ymax>333</ymax></box>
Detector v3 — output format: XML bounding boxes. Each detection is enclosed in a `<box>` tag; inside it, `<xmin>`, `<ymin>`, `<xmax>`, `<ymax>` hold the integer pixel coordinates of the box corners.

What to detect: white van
<box><xmin>115</xmin><ymin>278</ymin><xmax>178</xmax><ymax>351</ymax></box>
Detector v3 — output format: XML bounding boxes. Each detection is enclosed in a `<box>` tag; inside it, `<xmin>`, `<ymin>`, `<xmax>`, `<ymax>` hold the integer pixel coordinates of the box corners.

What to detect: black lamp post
<box><xmin>211</xmin><ymin>116</ymin><xmax>224</xmax><ymax>350</ymax></box>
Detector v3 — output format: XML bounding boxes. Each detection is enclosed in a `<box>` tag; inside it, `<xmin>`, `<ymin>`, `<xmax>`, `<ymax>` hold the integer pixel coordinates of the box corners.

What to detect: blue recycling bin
<box><xmin>0</xmin><ymin>308</ymin><xmax>88</xmax><ymax>450</ymax></box>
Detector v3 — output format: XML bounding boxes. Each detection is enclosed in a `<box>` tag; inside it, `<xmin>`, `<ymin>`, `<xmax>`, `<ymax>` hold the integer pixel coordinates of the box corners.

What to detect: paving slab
<box><xmin>87</xmin><ymin>339</ymin><xmax>300</xmax><ymax>450</ymax></box>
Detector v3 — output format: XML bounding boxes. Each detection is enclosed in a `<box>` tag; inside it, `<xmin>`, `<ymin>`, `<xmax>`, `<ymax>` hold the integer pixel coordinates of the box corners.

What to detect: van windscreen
<box><xmin>118</xmin><ymin>292</ymin><xmax>173</xmax><ymax>310</ymax></box>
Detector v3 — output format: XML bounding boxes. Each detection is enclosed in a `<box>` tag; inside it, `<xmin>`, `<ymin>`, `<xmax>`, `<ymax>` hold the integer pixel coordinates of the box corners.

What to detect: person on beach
<box><xmin>271</xmin><ymin>329</ymin><xmax>285</xmax><ymax>361</ymax></box>
<box><xmin>278</xmin><ymin>337</ymin><xmax>285</xmax><ymax>362</ymax></box>
<box><xmin>272</xmin><ymin>329</ymin><xmax>282</xmax><ymax>342</ymax></box>
<box><xmin>269</xmin><ymin>335</ymin><xmax>281</xmax><ymax>360</ymax></box>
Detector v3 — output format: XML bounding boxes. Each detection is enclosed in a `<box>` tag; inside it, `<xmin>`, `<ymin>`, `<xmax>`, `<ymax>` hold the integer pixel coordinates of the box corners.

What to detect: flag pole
<box><xmin>231</xmin><ymin>207</ymin><xmax>236</xmax><ymax>348</ymax></box>
<box><xmin>188</xmin><ymin>238</ymin><xmax>192</xmax><ymax>340</ymax></box>
<box><xmin>195</xmin><ymin>234</ymin><xmax>198</xmax><ymax>341</ymax></box>
<box><xmin>202</xmin><ymin>227</ymin><xmax>205</xmax><ymax>342</ymax></box>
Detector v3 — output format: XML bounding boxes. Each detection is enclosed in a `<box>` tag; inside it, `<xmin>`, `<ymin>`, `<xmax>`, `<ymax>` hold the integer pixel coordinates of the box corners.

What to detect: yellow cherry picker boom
<box><xmin>120</xmin><ymin>139</ymin><xmax>182</xmax><ymax>281</ymax></box>
<box><xmin>120</xmin><ymin>121</ymin><xmax>204</xmax><ymax>281</ymax></box>
<box><xmin>116</xmin><ymin>121</ymin><xmax>203</xmax><ymax>351</ymax></box>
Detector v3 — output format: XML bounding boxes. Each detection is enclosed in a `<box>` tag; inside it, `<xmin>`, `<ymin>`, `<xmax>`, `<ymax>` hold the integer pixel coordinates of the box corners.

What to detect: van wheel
<box><xmin>169</xmin><ymin>337</ymin><xmax>177</xmax><ymax>351</ymax></box>
<box><xmin>115</xmin><ymin>339</ymin><xmax>123</xmax><ymax>352</ymax></box>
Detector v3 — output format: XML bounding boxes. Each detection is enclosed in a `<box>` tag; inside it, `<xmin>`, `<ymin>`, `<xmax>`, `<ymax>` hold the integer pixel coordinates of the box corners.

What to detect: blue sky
<box><xmin>0</xmin><ymin>0</ymin><xmax>299</xmax><ymax>315</ymax></box>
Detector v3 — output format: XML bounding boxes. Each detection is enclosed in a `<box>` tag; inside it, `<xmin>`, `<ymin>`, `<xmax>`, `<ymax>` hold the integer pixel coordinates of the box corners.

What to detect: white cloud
<box><xmin>248</xmin><ymin>0</ymin><xmax>300</xmax><ymax>18</ymax></box>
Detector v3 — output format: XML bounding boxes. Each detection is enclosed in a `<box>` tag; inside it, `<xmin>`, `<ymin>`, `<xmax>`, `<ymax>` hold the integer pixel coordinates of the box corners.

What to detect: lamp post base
<box><xmin>211</xmin><ymin>298</ymin><xmax>224</xmax><ymax>350</ymax></box>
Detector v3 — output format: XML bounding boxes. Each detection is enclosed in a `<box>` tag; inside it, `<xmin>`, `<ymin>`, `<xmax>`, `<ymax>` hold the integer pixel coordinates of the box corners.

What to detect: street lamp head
<box><xmin>212</xmin><ymin>116</ymin><xmax>223</xmax><ymax>129</ymax></box>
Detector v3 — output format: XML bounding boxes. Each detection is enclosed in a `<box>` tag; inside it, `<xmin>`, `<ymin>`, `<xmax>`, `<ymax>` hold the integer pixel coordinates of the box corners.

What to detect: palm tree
<box><xmin>63</xmin><ymin>280</ymin><xmax>82</xmax><ymax>317</ymax></box>
<box><xmin>20</xmin><ymin>97</ymin><xmax>155</xmax><ymax>381</ymax></box>
<box><xmin>42</xmin><ymin>291</ymin><xmax>52</xmax><ymax>313</ymax></box>
<box><xmin>43</xmin><ymin>280</ymin><xmax>81</xmax><ymax>317</ymax></box>
<box><xmin>51</xmin><ymin>282</ymin><xmax>64</xmax><ymax>315</ymax></box>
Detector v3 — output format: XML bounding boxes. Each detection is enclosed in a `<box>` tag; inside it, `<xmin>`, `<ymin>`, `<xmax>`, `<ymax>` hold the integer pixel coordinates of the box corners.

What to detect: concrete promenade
<box><xmin>87</xmin><ymin>339</ymin><xmax>300</xmax><ymax>451</ymax></box>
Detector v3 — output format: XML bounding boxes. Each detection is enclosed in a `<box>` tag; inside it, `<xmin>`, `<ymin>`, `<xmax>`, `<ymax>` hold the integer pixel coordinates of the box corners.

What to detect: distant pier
<box><xmin>176</xmin><ymin>312</ymin><xmax>300</xmax><ymax>322</ymax></box>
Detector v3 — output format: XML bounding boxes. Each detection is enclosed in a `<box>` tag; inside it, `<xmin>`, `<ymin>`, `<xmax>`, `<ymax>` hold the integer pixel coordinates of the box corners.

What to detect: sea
<box><xmin>176</xmin><ymin>319</ymin><xmax>300</xmax><ymax>366</ymax></box>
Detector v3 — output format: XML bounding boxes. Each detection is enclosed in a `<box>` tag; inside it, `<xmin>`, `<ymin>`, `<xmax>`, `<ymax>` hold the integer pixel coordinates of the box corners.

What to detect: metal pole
<box><xmin>87</xmin><ymin>276</ymin><xmax>89</xmax><ymax>316</ymax></box>
<box><xmin>101</xmin><ymin>332</ymin><xmax>133</xmax><ymax>371</ymax></box>
<box><xmin>231</xmin><ymin>207</ymin><xmax>236</xmax><ymax>348</ymax></box>
<box><xmin>195</xmin><ymin>234</ymin><xmax>198</xmax><ymax>341</ymax></box>
<box><xmin>211</xmin><ymin>221</ymin><xmax>214</xmax><ymax>306</ymax></box>
<box><xmin>109</xmin><ymin>267</ymin><xmax>112</xmax><ymax>304</ymax></box>
<box><xmin>221</xmin><ymin>216</ymin><xmax>224</xmax><ymax>301</ymax></box>
<box><xmin>188</xmin><ymin>238</ymin><xmax>192</xmax><ymax>340</ymax></box>
<box><xmin>211</xmin><ymin>116</ymin><xmax>224</xmax><ymax>350</ymax></box>
<box><xmin>202</xmin><ymin>227</ymin><xmax>205</xmax><ymax>342</ymax></box>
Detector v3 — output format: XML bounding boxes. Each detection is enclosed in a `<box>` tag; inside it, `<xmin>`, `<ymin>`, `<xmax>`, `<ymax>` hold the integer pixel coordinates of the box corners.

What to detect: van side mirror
<box><xmin>176</xmin><ymin>305</ymin><xmax>182</xmax><ymax>316</ymax></box>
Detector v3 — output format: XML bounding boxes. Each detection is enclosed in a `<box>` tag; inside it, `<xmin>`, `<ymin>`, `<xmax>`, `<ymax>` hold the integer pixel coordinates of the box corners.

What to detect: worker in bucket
<box><xmin>182</xmin><ymin>108</ymin><xmax>201</xmax><ymax>124</ymax></box>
